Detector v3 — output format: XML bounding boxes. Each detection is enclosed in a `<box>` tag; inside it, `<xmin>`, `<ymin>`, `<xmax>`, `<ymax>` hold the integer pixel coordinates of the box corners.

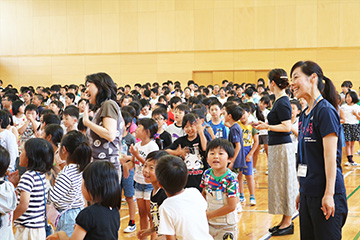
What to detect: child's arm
<box><xmin>46</xmin><ymin>224</ymin><xmax>87</xmax><ymax>240</ymax></box>
<box><xmin>18</xmin><ymin>119</ymin><xmax>30</xmax><ymax>135</ymax></box>
<box><xmin>137</xmin><ymin>227</ymin><xmax>156</xmax><ymax>239</ymax></box>
<box><xmin>13</xmin><ymin>191</ymin><xmax>30</xmax><ymax>221</ymax></box>
<box><xmin>206</xmin><ymin>196</ymin><xmax>238</xmax><ymax>220</ymax></box>
<box><xmin>129</xmin><ymin>144</ymin><xmax>146</xmax><ymax>164</ymax></box>
<box><xmin>229</xmin><ymin>142</ymin><xmax>240</xmax><ymax>169</ymax></box>
<box><xmin>165</xmin><ymin>235</ymin><xmax>176</xmax><ymax>240</ymax></box>
<box><xmin>196</xmin><ymin>121</ymin><xmax>207</xmax><ymax>151</ymax></box>
<box><xmin>246</xmin><ymin>133</ymin><xmax>259</xmax><ymax>162</ymax></box>
<box><xmin>201</xmin><ymin>188</ymin><xmax>207</xmax><ymax>199</ymax></box>
<box><xmin>291</xmin><ymin>122</ymin><xmax>299</xmax><ymax>137</ymax></box>
<box><xmin>123</xmin><ymin>157</ymin><xmax>135</xmax><ymax>179</ymax></box>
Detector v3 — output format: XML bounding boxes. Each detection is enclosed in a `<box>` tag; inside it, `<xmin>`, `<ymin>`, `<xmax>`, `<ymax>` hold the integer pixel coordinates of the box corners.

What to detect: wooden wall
<box><xmin>0</xmin><ymin>0</ymin><xmax>359</xmax><ymax>89</ymax></box>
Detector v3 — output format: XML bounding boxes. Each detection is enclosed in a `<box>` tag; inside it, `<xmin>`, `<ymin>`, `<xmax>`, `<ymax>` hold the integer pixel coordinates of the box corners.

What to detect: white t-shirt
<box><xmin>217</xmin><ymin>97</ymin><xmax>228</xmax><ymax>105</ymax></box>
<box><xmin>133</xmin><ymin>140</ymin><xmax>159</xmax><ymax>184</ymax></box>
<box><xmin>0</xmin><ymin>129</ymin><xmax>18</xmax><ymax>171</ymax></box>
<box><xmin>290</xmin><ymin>118</ymin><xmax>299</xmax><ymax>154</ymax></box>
<box><xmin>256</xmin><ymin>108</ymin><xmax>270</xmax><ymax>136</ymax></box>
<box><xmin>166</xmin><ymin>123</ymin><xmax>185</xmax><ymax>143</ymax></box>
<box><xmin>158</xmin><ymin>188</ymin><xmax>213</xmax><ymax>240</ymax></box>
<box><xmin>341</xmin><ymin>104</ymin><xmax>360</xmax><ymax>124</ymax></box>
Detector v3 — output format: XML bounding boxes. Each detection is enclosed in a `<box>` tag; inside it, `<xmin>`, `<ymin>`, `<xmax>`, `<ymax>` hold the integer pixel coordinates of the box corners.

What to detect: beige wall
<box><xmin>0</xmin><ymin>0</ymin><xmax>360</xmax><ymax>90</ymax></box>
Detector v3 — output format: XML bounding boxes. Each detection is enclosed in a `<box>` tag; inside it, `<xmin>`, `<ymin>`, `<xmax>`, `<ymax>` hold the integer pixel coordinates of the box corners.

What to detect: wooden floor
<box><xmin>118</xmin><ymin>146</ymin><xmax>360</xmax><ymax>240</ymax></box>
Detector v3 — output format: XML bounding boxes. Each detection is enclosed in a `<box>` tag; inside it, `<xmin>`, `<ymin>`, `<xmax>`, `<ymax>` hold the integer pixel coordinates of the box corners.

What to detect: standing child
<box><xmin>166</xmin><ymin>104</ymin><xmax>190</xmax><ymax>142</ymax></box>
<box><xmin>152</xmin><ymin>108</ymin><xmax>172</xmax><ymax>149</ymax></box>
<box><xmin>137</xmin><ymin>151</ymin><xmax>169</xmax><ymax>240</ymax></box>
<box><xmin>12</xmin><ymin>100</ymin><xmax>27</xmax><ymax>130</ymax></box>
<box><xmin>49</xmin><ymin>130</ymin><xmax>91</xmax><ymax>237</ymax></box>
<box><xmin>18</xmin><ymin>104</ymin><xmax>40</xmax><ymax>149</ymax></box>
<box><xmin>12</xmin><ymin>138</ymin><xmax>54</xmax><ymax>239</ymax></box>
<box><xmin>238</xmin><ymin>104</ymin><xmax>259</xmax><ymax>206</ymax></box>
<box><xmin>0</xmin><ymin>146</ymin><xmax>17</xmax><ymax>240</ymax></box>
<box><xmin>167</xmin><ymin>96</ymin><xmax>182</xmax><ymax>125</ymax></box>
<box><xmin>47</xmin><ymin>161</ymin><xmax>121</xmax><ymax>240</ymax></box>
<box><xmin>124</xmin><ymin>118</ymin><xmax>160</xmax><ymax>237</ymax></box>
<box><xmin>166</xmin><ymin>113</ymin><xmax>208</xmax><ymax>192</ymax></box>
<box><xmin>290</xmin><ymin>100</ymin><xmax>302</xmax><ymax>159</ymax></box>
<box><xmin>62</xmin><ymin>106</ymin><xmax>79</xmax><ymax>133</ymax></box>
<box><xmin>209</xmin><ymin>100</ymin><xmax>229</xmax><ymax>139</ymax></box>
<box><xmin>156</xmin><ymin>155</ymin><xmax>213</xmax><ymax>240</ymax></box>
<box><xmin>201</xmin><ymin>138</ymin><xmax>239</xmax><ymax>240</ymax></box>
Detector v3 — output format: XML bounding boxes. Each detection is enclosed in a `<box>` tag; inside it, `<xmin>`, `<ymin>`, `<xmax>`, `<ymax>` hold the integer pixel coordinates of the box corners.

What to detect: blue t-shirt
<box><xmin>298</xmin><ymin>99</ymin><xmax>346</xmax><ymax>197</ymax></box>
<box><xmin>267</xmin><ymin>96</ymin><xmax>292</xmax><ymax>145</ymax></box>
<box><xmin>228</xmin><ymin>123</ymin><xmax>245</xmax><ymax>168</ymax></box>
<box><xmin>209</xmin><ymin>120</ymin><xmax>229</xmax><ymax>139</ymax></box>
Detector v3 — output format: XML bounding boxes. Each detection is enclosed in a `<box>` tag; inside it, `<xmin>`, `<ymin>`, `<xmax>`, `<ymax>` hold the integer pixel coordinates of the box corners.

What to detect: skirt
<box><xmin>342</xmin><ymin>124</ymin><xmax>360</xmax><ymax>142</ymax></box>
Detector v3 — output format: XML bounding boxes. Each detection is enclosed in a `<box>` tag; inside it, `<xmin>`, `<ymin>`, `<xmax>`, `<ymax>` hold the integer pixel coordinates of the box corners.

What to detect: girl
<box><xmin>124</xmin><ymin>118</ymin><xmax>160</xmax><ymax>239</ymax></box>
<box><xmin>12</xmin><ymin>100</ymin><xmax>27</xmax><ymax>130</ymax></box>
<box><xmin>341</xmin><ymin>91</ymin><xmax>360</xmax><ymax>166</ymax></box>
<box><xmin>12</xmin><ymin>138</ymin><xmax>53</xmax><ymax>239</ymax></box>
<box><xmin>290</xmin><ymin>100</ymin><xmax>302</xmax><ymax>159</ymax></box>
<box><xmin>217</xmin><ymin>87</ymin><xmax>228</xmax><ymax>105</ymax></box>
<box><xmin>49</xmin><ymin>130</ymin><xmax>91</xmax><ymax>237</ymax></box>
<box><xmin>77</xmin><ymin>98</ymin><xmax>88</xmax><ymax>118</ymax></box>
<box><xmin>166</xmin><ymin>113</ymin><xmax>208</xmax><ymax>192</ymax></box>
<box><xmin>48</xmin><ymin>100</ymin><xmax>64</xmax><ymax>119</ymax></box>
<box><xmin>47</xmin><ymin>161</ymin><xmax>121</xmax><ymax>240</ymax></box>
<box><xmin>0</xmin><ymin>110</ymin><xmax>18</xmax><ymax>172</ymax></box>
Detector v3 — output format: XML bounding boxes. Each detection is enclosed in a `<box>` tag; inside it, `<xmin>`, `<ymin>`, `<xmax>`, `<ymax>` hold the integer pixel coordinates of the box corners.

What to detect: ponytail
<box><xmin>255</xmin><ymin>104</ymin><xmax>265</xmax><ymax>122</ymax></box>
<box><xmin>322</xmin><ymin>76</ymin><xmax>338</xmax><ymax>110</ymax></box>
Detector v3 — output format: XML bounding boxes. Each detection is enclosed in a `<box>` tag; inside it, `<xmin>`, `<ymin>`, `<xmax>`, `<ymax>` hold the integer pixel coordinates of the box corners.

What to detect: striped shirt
<box><xmin>14</xmin><ymin>171</ymin><xmax>47</xmax><ymax>228</ymax></box>
<box><xmin>50</xmin><ymin>164</ymin><xmax>84</xmax><ymax>211</ymax></box>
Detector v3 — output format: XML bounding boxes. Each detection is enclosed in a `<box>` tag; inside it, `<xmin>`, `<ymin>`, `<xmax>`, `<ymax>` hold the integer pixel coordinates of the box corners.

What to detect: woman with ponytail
<box><xmin>254</xmin><ymin>69</ymin><xmax>298</xmax><ymax>236</ymax></box>
<box><xmin>49</xmin><ymin>130</ymin><xmax>92</xmax><ymax>237</ymax></box>
<box><xmin>290</xmin><ymin>61</ymin><xmax>347</xmax><ymax>240</ymax></box>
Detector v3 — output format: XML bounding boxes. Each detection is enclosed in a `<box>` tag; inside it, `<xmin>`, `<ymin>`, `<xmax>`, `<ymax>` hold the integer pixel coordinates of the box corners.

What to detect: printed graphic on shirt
<box><xmin>184</xmin><ymin>143</ymin><xmax>204</xmax><ymax>176</ymax></box>
<box><xmin>150</xmin><ymin>201</ymin><xmax>160</xmax><ymax>232</ymax></box>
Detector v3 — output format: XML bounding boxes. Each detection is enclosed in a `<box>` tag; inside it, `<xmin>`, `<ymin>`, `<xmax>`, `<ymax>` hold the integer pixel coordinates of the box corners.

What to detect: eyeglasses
<box><xmin>154</xmin><ymin>117</ymin><xmax>164</xmax><ymax>121</ymax></box>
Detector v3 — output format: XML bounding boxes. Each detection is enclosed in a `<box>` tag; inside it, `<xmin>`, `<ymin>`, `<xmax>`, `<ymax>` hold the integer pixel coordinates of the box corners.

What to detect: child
<box><xmin>156</xmin><ymin>155</ymin><xmax>213</xmax><ymax>240</ymax></box>
<box><xmin>18</xmin><ymin>104</ymin><xmax>40</xmax><ymax>150</ymax></box>
<box><xmin>209</xmin><ymin>100</ymin><xmax>229</xmax><ymax>139</ymax></box>
<box><xmin>139</xmin><ymin>99</ymin><xmax>152</xmax><ymax>119</ymax></box>
<box><xmin>77</xmin><ymin>99</ymin><xmax>88</xmax><ymax>118</ymax></box>
<box><xmin>290</xmin><ymin>100</ymin><xmax>302</xmax><ymax>159</ymax></box>
<box><xmin>48</xmin><ymin>100</ymin><xmax>64</xmax><ymax>118</ymax></box>
<box><xmin>201</xmin><ymin>138</ymin><xmax>239</xmax><ymax>240</ymax></box>
<box><xmin>167</xmin><ymin>96</ymin><xmax>182</xmax><ymax>125</ymax></box>
<box><xmin>0</xmin><ymin>110</ymin><xmax>18</xmax><ymax>172</ymax></box>
<box><xmin>12</xmin><ymin>138</ymin><xmax>54</xmax><ymax>239</ymax></box>
<box><xmin>32</xmin><ymin>94</ymin><xmax>44</xmax><ymax>118</ymax></box>
<box><xmin>65</xmin><ymin>93</ymin><xmax>75</xmax><ymax>107</ymax></box>
<box><xmin>42</xmin><ymin>124</ymin><xmax>64</xmax><ymax>177</ymax></box>
<box><xmin>217</xmin><ymin>87</ymin><xmax>227</xmax><ymax>105</ymax></box>
<box><xmin>341</xmin><ymin>91</ymin><xmax>360</xmax><ymax>166</ymax></box>
<box><xmin>12</xmin><ymin>100</ymin><xmax>27</xmax><ymax>130</ymax></box>
<box><xmin>124</xmin><ymin>118</ymin><xmax>160</xmax><ymax>236</ymax></box>
<box><xmin>166</xmin><ymin>113</ymin><xmax>208</xmax><ymax>192</ymax></box>
<box><xmin>166</xmin><ymin>104</ymin><xmax>190</xmax><ymax>142</ymax></box>
<box><xmin>47</xmin><ymin>161</ymin><xmax>121</xmax><ymax>240</ymax></box>
<box><xmin>238</xmin><ymin>104</ymin><xmax>259</xmax><ymax>206</ymax></box>
<box><xmin>49</xmin><ymin>130</ymin><xmax>91</xmax><ymax>237</ymax></box>
<box><xmin>62</xmin><ymin>106</ymin><xmax>79</xmax><ymax>132</ymax></box>
<box><xmin>137</xmin><ymin>150</ymin><xmax>169</xmax><ymax>239</ymax></box>
<box><xmin>0</xmin><ymin>146</ymin><xmax>17</xmax><ymax>240</ymax></box>
<box><xmin>119</xmin><ymin>111</ymin><xmax>137</xmax><ymax>233</ymax></box>
<box><xmin>152</xmin><ymin>108</ymin><xmax>172</xmax><ymax>149</ymax></box>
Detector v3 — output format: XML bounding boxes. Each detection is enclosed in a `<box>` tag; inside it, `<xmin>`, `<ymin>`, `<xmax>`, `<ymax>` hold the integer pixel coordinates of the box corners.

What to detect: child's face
<box><xmin>184</xmin><ymin>121</ymin><xmax>197</xmax><ymax>139</ymax></box>
<box><xmin>341</xmin><ymin>86</ymin><xmax>349</xmax><ymax>94</ymax></box>
<box><xmin>135</xmin><ymin>124</ymin><xmax>148</xmax><ymax>140</ymax></box>
<box><xmin>63</xmin><ymin>114</ymin><xmax>77</xmax><ymax>129</ymax></box>
<box><xmin>81</xmin><ymin>181</ymin><xmax>92</xmax><ymax>202</ymax></box>
<box><xmin>49</xmin><ymin>103</ymin><xmax>60</xmax><ymax>115</ymax></box>
<box><xmin>291</xmin><ymin>104</ymin><xmax>300</xmax><ymax>118</ymax></box>
<box><xmin>207</xmin><ymin>147</ymin><xmax>230</xmax><ymax>171</ymax></box>
<box><xmin>259</xmin><ymin>100</ymin><xmax>267</xmax><ymax>111</ymax></box>
<box><xmin>174</xmin><ymin>109</ymin><xmax>185</xmax><ymax>123</ymax></box>
<box><xmin>143</xmin><ymin>159</ymin><xmax>157</xmax><ymax>184</ymax></box>
<box><xmin>219</xmin><ymin>89</ymin><xmax>225</xmax><ymax>97</ymax></box>
<box><xmin>141</xmin><ymin>105</ymin><xmax>150</xmax><ymax>116</ymax></box>
<box><xmin>184</xmin><ymin>88</ymin><xmax>190</xmax><ymax>97</ymax></box>
<box><xmin>19</xmin><ymin>149</ymin><xmax>28</xmax><ymax>167</ymax></box>
<box><xmin>223</xmin><ymin>110</ymin><xmax>230</xmax><ymax>123</ymax></box>
<box><xmin>153</xmin><ymin>114</ymin><xmax>165</xmax><ymax>130</ymax></box>
<box><xmin>78</xmin><ymin>101</ymin><xmax>86</xmax><ymax>113</ymax></box>
<box><xmin>210</xmin><ymin>105</ymin><xmax>221</xmax><ymax>118</ymax></box>
<box><xmin>65</xmin><ymin>96</ymin><xmax>73</xmax><ymax>106</ymax></box>
<box><xmin>345</xmin><ymin>94</ymin><xmax>353</xmax><ymax>105</ymax></box>
<box><xmin>32</xmin><ymin>96</ymin><xmax>41</xmax><ymax>106</ymax></box>
<box><xmin>22</xmin><ymin>93</ymin><xmax>32</xmax><ymax>103</ymax></box>
<box><xmin>25</xmin><ymin>110</ymin><xmax>37</xmax><ymax>121</ymax></box>
<box><xmin>18</xmin><ymin>104</ymin><xmax>25</xmax><ymax>114</ymax></box>
<box><xmin>240</xmin><ymin>111</ymin><xmax>249</xmax><ymax>124</ymax></box>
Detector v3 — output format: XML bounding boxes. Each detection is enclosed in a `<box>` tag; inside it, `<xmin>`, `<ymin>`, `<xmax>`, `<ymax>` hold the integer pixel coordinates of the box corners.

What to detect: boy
<box><xmin>209</xmin><ymin>100</ymin><xmax>229</xmax><ymax>139</ymax></box>
<box><xmin>156</xmin><ymin>155</ymin><xmax>213</xmax><ymax>240</ymax></box>
<box><xmin>152</xmin><ymin>108</ymin><xmax>172</xmax><ymax>149</ymax></box>
<box><xmin>65</xmin><ymin>93</ymin><xmax>75</xmax><ymax>107</ymax></box>
<box><xmin>62</xmin><ymin>106</ymin><xmax>79</xmax><ymax>132</ymax></box>
<box><xmin>137</xmin><ymin>151</ymin><xmax>169</xmax><ymax>239</ymax></box>
<box><xmin>166</xmin><ymin>104</ymin><xmax>190</xmax><ymax>142</ymax></box>
<box><xmin>167</xmin><ymin>96</ymin><xmax>182</xmax><ymax>125</ymax></box>
<box><xmin>18</xmin><ymin>104</ymin><xmax>40</xmax><ymax>148</ymax></box>
<box><xmin>201</xmin><ymin>138</ymin><xmax>239</xmax><ymax>240</ymax></box>
<box><xmin>139</xmin><ymin>99</ymin><xmax>152</xmax><ymax>119</ymax></box>
<box><xmin>32</xmin><ymin>94</ymin><xmax>44</xmax><ymax>119</ymax></box>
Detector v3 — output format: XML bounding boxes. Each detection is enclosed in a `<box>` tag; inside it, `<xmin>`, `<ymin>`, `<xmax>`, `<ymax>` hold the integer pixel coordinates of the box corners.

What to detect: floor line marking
<box><xmin>353</xmin><ymin>230</ymin><xmax>360</xmax><ymax>240</ymax></box>
<box><xmin>347</xmin><ymin>184</ymin><xmax>360</xmax><ymax>200</ymax></box>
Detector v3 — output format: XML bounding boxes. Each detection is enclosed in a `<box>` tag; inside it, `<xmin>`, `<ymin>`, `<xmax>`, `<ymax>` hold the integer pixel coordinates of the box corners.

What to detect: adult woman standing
<box><xmin>83</xmin><ymin>72</ymin><xmax>124</xmax><ymax>173</ymax></box>
<box><xmin>255</xmin><ymin>69</ymin><xmax>298</xmax><ymax>236</ymax></box>
<box><xmin>291</xmin><ymin>61</ymin><xmax>347</xmax><ymax>240</ymax></box>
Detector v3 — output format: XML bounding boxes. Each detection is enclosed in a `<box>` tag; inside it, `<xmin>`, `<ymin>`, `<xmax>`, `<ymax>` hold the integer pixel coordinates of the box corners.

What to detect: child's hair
<box><xmin>34</xmin><ymin>94</ymin><xmax>44</xmax><ymax>103</ymax></box>
<box><xmin>206</xmin><ymin>138</ymin><xmax>235</xmax><ymax>159</ymax></box>
<box><xmin>121</xmin><ymin>105</ymin><xmax>136</xmax><ymax>119</ymax></box>
<box><xmin>191</xmin><ymin>109</ymin><xmax>205</xmax><ymax>121</ymax></box>
<box><xmin>121</xmin><ymin>110</ymin><xmax>133</xmax><ymax>127</ymax></box>
<box><xmin>182</xmin><ymin>113</ymin><xmax>198</xmax><ymax>129</ymax></box>
<box><xmin>158</xmin><ymin>95</ymin><xmax>167</xmax><ymax>104</ymax></box>
<box><xmin>146</xmin><ymin>150</ymin><xmax>169</xmax><ymax>163</ymax></box>
<box><xmin>155</xmin><ymin>155</ymin><xmax>188</xmax><ymax>195</ymax></box>
<box><xmin>78</xmin><ymin>98</ymin><xmax>89</xmax><ymax>106</ymax></box>
<box><xmin>44</xmin><ymin>124</ymin><xmax>64</xmax><ymax>146</ymax></box>
<box><xmin>50</xmin><ymin>100</ymin><xmax>64</xmax><ymax>113</ymax></box>
<box><xmin>245</xmin><ymin>87</ymin><xmax>254</xmax><ymax>97</ymax></box>
<box><xmin>25</xmin><ymin>104</ymin><xmax>39</xmax><ymax>114</ymax></box>
<box><xmin>209</xmin><ymin>99</ymin><xmax>222</xmax><ymax>109</ymax></box>
<box><xmin>0</xmin><ymin>145</ymin><xmax>10</xmax><ymax>177</ymax></box>
<box><xmin>154</xmin><ymin>103</ymin><xmax>167</xmax><ymax>110</ymax></box>
<box><xmin>152</xmin><ymin>107</ymin><xmax>168</xmax><ymax>120</ymax></box>
<box><xmin>82</xmin><ymin>161</ymin><xmax>121</xmax><ymax>208</ymax></box>
<box><xmin>129</xmin><ymin>101</ymin><xmax>141</xmax><ymax>118</ymax></box>
<box><xmin>225</xmin><ymin>104</ymin><xmax>243</xmax><ymax>121</ymax></box>
<box><xmin>240</xmin><ymin>103</ymin><xmax>251</xmax><ymax>113</ymax></box>
<box><xmin>42</xmin><ymin>113</ymin><xmax>61</xmax><ymax>125</ymax></box>
<box><xmin>138</xmin><ymin>118</ymin><xmax>158</xmax><ymax>138</ymax></box>
<box><xmin>260</xmin><ymin>96</ymin><xmax>271</xmax><ymax>106</ymax></box>
<box><xmin>341</xmin><ymin>80</ymin><xmax>353</xmax><ymax>89</ymax></box>
<box><xmin>290</xmin><ymin>100</ymin><xmax>302</xmax><ymax>117</ymax></box>
<box><xmin>193</xmin><ymin>103</ymin><xmax>207</xmax><ymax>115</ymax></box>
<box><xmin>169</xmin><ymin>96</ymin><xmax>182</xmax><ymax>109</ymax></box>
<box><xmin>12</xmin><ymin>100</ymin><xmax>25</xmax><ymax>115</ymax></box>
<box><xmin>63</xmin><ymin>106</ymin><xmax>79</xmax><ymax>120</ymax></box>
<box><xmin>24</xmin><ymin>138</ymin><xmax>54</xmax><ymax>173</ymax></box>
<box><xmin>175</xmin><ymin>104</ymin><xmax>190</xmax><ymax>115</ymax></box>
<box><xmin>346</xmin><ymin>91</ymin><xmax>359</xmax><ymax>104</ymax></box>
<box><xmin>139</xmin><ymin>99</ymin><xmax>150</xmax><ymax>110</ymax></box>
<box><xmin>60</xmin><ymin>130</ymin><xmax>92</xmax><ymax>172</ymax></box>
<box><xmin>0</xmin><ymin>110</ymin><xmax>10</xmax><ymax>128</ymax></box>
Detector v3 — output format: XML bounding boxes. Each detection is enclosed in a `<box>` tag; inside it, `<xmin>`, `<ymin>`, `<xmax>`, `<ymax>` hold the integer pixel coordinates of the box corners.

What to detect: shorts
<box><xmin>258</xmin><ymin>135</ymin><xmax>268</xmax><ymax>145</ymax></box>
<box><xmin>121</xmin><ymin>168</ymin><xmax>135</xmax><ymax>198</ymax></box>
<box><xmin>134</xmin><ymin>182</ymin><xmax>153</xmax><ymax>200</ymax></box>
<box><xmin>15</xmin><ymin>226</ymin><xmax>46</xmax><ymax>240</ymax></box>
<box><xmin>56</xmin><ymin>207</ymin><xmax>82</xmax><ymax>237</ymax></box>
<box><xmin>343</xmin><ymin>124</ymin><xmax>360</xmax><ymax>142</ymax></box>
<box><xmin>209</xmin><ymin>223</ymin><xmax>238</xmax><ymax>240</ymax></box>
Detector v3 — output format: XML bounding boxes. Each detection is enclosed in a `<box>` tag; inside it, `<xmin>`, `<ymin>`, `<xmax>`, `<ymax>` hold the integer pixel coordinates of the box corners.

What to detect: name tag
<box><xmin>215</xmin><ymin>190</ymin><xmax>223</xmax><ymax>201</ymax></box>
<box><xmin>297</xmin><ymin>164</ymin><xmax>307</xmax><ymax>177</ymax></box>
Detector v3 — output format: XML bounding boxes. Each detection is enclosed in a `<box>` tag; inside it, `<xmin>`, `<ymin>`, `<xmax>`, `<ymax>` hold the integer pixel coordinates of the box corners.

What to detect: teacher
<box><xmin>290</xmin><ymin>61</ymin><xmax>347</xmax><ymax>240</ymax></box>
<box><xmin>255</xmin><ymin>69</ymin><xmax>298</xmax><ymax>236</ymax></box>
<box><xmin>83</xmin><ymin>72</ymin><xmax>124</xmax><ymax>173</ymax></box>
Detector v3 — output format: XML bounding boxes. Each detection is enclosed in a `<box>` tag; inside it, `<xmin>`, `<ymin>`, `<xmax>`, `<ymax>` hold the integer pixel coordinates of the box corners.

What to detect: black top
<box><xmin>160</xmin><ymin>131</ymin><xmax>172</xmax><ymax>149</ymax></box>
<box><xmin>76</xmin><ymin>204</ymin><xmax>120</xmax><ymax>240</ymax></box>
<box><xmin>267</xmin><ymin>96</ymin><xmax>292</xmax><ymax>145</ymax></box>
<box><xmin>150</xmin><ymin>188</ymin><xmax>168</xmax><ymax>232</ymax></box>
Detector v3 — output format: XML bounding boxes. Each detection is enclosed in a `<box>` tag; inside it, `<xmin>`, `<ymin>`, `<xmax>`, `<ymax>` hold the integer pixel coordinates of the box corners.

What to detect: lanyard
<box><xmin>298</xmin><ymin>95</ymin><xmax>322</xmax><ymax>164</ymax></box>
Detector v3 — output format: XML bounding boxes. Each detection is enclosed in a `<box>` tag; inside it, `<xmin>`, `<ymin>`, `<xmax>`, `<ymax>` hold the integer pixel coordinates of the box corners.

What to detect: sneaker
<box><xmin>124</xmin><ymin>224</ymin><xmax>136</xmax><ymax>233</ymax></box>
<box><xmin>253</xmin><ymin>168</ymin><xmax>257</xmax><ymax>173</ymax></box>
<box><xmin>239</xmin><ymin>196</ymin><xmax>246</xmax><ymax>203</ymax></box>
<box><xmin>236</xmin><ymin>202</ymin><xmax>242</xmax><ymax>213</ymax></box>
<box><xmin>265</xmin><ymin>170</ymin><xmax>268</xmax><ymax>175</ymax></box>
<box><xmin>345</xmin><ymin>161</ymin><xmax>359</xmax><ymax>166</ymax></box>
<box><xmin>250</xmin><ymin>197</ymin><xmax>256</xmax><ymax>206</ymax></box>
<box><xmin>356</xmin><ymin>150</ymin><xmax>360</xmax><ymax>155</ymax></box>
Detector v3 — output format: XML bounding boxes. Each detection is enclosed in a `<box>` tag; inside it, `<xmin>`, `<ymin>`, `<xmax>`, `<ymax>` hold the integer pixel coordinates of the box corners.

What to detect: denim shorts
<box><xmin>121</xmin><ymin>168</ymin><xmax>135</xmax><ymax>198</ymax></box>
<box><xmin>134</xmin><ymin>182</ymin><xmax>153</xmax><ymax>200</ymax></box>
<box><xmin>56</xmin><ymin>207</ymin><xmax>82</xmax><ymax>237</ymax></box>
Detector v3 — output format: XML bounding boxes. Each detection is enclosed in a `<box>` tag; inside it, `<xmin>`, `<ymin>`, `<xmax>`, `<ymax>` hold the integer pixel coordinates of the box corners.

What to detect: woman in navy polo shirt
<box><xmin>291</xmin><ymin>61</ymin><xmax>348</xmax><ymax>240</ymax></box>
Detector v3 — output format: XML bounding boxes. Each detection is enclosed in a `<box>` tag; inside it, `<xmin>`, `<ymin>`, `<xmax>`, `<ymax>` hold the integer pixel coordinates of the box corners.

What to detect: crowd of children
<box><xmin>0</xmin><ymin>75</ymin><xmax>358</xmax><ymax>239</ymax></box>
